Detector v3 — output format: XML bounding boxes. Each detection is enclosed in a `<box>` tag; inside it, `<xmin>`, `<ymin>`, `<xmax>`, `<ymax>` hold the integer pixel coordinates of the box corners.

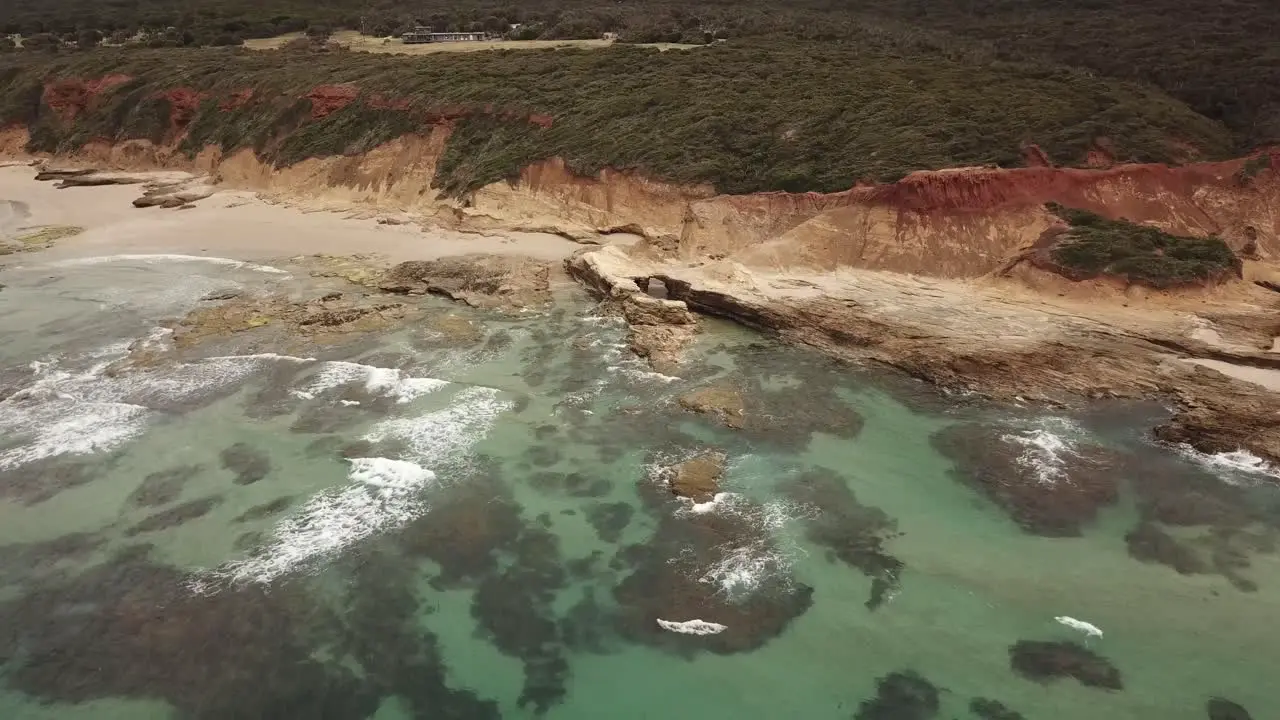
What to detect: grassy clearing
<box><xmin>0</xmin><ymin>41</ymin><xmax>1235</xmax><ymax>198</ymax></box>
<box><xmin>1047</xmin><ymin>205</ymin><xmax>1239</xmax><ymax>288</ymax></box>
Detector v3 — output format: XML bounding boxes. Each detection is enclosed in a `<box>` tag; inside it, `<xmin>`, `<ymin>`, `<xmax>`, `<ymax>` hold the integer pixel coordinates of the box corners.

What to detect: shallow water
<box><xmin>0</xmin><ymin>254</ymin><xmax>1278</xmax><ymax>720</ymax></box>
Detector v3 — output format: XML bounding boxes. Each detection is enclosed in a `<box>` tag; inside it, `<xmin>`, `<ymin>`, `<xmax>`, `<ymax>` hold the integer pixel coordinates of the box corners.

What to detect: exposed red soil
<box><xmin>306</xmin><ymin>85</ymin><xmax>359</xmax><ymax>120</ymax></box>
<box><xmin>41</xmin><ymin>75</ymin><xmax>133</xmax><ymax>122</ymax></box>
<box><xmin>218</xmin><ymin>89</ymin><xmax>255</xmax><ymax>112</ymax></box>
<box><xmin>852</xmin><ymin>158</ymin><xmax>1264</xmax><ymax>215</ymax></box>
<box><xmin>154</xmin><ymin>88</ymin><xmax>207</xmax><ymax>136</ymax></box>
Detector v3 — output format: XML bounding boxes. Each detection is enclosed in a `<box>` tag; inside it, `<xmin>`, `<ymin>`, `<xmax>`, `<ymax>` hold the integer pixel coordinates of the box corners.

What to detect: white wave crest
<box><xmin>1055</xmin><ymin>615</ymin><xmax>1104</xmax><ymax>638</ymax></box>
<box><xmin>1178</xmin><ymin>445</ymin><xmax>1280</xmax><ymax>484</ymax></box>
<box><xmin>365</xmin><ymin>386</ymin><xmax>513</xmax><ymax>464</ymax></box>
<box><xmin>657</xmin><ymin>618</ymin><xmax>727</xmax><ymax>635</ymax></box>
<box><xmin>0</xmin><ymin>343</ymin><xmax>312</xmax><ymax>471</ymax></box>
<box><xmin>196</xmin><ymin>385</ymin><xmax>513</xmax><ymax>589</ymax></box>
<box><xmin>1001</xmin><ymin>417</ymin><xmax>1086</xmax><ymax>485</ymax></box>
<box><xmin>299</xmin><ymin>361</ymin><xmax>448</xmax><ymax>404</ymax></box>
<box><xmin>0</xmin><ymin>399</ymin><xmax>149</xmax><ymax>470</ymax></box>
<box><xmin>48</xmin><ymin>254</ymin><xmax>288</xmax><ymax>275</ymax></box>
<box><xmin>208</xmin><ymin>458</ymin><xmax>437</xmax><ymax>586</ymax></box>
<box><xmin>691</xmin><ymin>496</ymin><xmax>803</xmax><ymax>601</ymax></box>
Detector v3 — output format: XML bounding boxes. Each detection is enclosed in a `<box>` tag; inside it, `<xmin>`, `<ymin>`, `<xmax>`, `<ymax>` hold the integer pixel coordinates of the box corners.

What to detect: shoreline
<box><xmin>0</xmin><ymin>164</ymin><xmax>583</xmax><ymax>266</ymax></box>
<box><xmin>4</xmin><ymin>155</ymin><xmax>1280</xmax><ymax>470</ymax></box>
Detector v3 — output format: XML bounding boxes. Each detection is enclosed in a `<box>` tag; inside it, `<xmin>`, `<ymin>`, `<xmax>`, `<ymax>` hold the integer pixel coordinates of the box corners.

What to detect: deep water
<box><xmin>0</xmin><ymin>255</ymin><xmax>1278</xmax><ymax>720</ymax></box>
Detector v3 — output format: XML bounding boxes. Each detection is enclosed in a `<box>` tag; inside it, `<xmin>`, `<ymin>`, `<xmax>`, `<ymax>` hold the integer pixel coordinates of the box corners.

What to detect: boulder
<box><xmin>621</xmin><ymin>293</ymin><xmax>695</xmax><ymax>326</ymax></box>
<box><xmin>667</xmin><ymin>452</ymin><xmax>726</xmax><ymax>503</ymax></box>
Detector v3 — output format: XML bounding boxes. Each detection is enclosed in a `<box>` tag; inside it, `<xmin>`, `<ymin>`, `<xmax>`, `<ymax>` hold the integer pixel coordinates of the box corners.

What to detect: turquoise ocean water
<box><xmin>0</xmin><ymin>254</ymin><xmax>1276</xmax><ymax>720</ymax></box>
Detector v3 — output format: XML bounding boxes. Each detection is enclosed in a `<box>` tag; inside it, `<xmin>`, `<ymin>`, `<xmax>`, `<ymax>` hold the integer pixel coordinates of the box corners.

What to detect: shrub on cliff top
<box><xmin>1046</xmin><ymin>204</ymin><xmax>1240</xmax><ymax>288</ymax></box>
<box><xmin>0</xmin><ymin>42</ymin><xmax>1235</xmax><ymax>197</ymax></box>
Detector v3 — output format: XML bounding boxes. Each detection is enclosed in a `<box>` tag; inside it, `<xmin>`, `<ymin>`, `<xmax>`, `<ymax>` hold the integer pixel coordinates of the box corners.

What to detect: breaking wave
<box><xmin>694</xmin><ymin>495</ymin><xmax>802</xmax><ymax>601</ymax></box>
<box><xmin>298</xmin><ymin>360</ymin><xmax>448</xmax><ymax>404</ymax></box>
<box><xmin>0</xmin><ymin>339</ymin><xmax>314</xmax><ymax>471</ymax></box>
<box><xmin>48</xmin><ymin>254</ymin><xmax>288</xmax><ymax>275</ymax></box>
<box><xmin>656</xmin><ymin>619</ymin><xmax>727</xmax><ymax>635</ymax></box>
<box><xmin>1178</xmin><ymin>445</ymin><xmax>1280</xmax><ymax>484</ymax></box>
<box><xmin>1001</xmin><ymin>416</ymin><xmax>1087</xmax><ymax>485</ymax></box>
<box><xmin>195</xmin><ymin>385</ymin><xmax>514</xmax><ymax>589</ymax></box>
<box><xmin>204</xmin><ymin>457</ymin><xmax>438</xmax><ymax>587</ymax></box>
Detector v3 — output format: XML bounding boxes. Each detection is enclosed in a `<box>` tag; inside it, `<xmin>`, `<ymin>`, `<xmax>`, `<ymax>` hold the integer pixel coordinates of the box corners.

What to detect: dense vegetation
<box><xmin>2</xmin><ymin>0</ymin><xmax>1277</xmax><ymax>152</ymax></box>
<box><xmin>1046</xmin><ymin>205</ymin><xmax>1240</xmax><ymax>288</ymax></box>
<box><xmin>0</xmin><ymin>40</ymin><xmax>1233</xmax><ymax>196</ymax></box>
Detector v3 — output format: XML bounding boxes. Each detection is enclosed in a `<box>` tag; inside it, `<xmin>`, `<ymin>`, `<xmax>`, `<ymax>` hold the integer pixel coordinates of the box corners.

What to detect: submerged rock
<box><xmin>678</xmin><ymin>385</ymin><xmax>746</xmax><ymax>429</ymax></box>
<box><xmin>854</xmin><ymin>670</ymin><xmax>940</xmax><ymax>720</ymax></box>
<box><xmin>1009</xmin><ymin>640</ymin><xmax>1123</xmax><ymax>690</ymax></box>
<box><xmin>781</xmin><ymin>468</ymin><xmax>903</xmax><ymax>610</ymax></box>
<box><xmin>379</xmin><ymin>254</ymin><xmax>553</xmax><ymax>309</ymax></box>
<box><xmin>969</xmin><ymin>697</ymin><xmax>1026</xmax><ymax>720</ymax></box>
<box><xmin>220</xmin><ymin>442</ymin><xmax>271</xmax><ymax>485</ymax></box>
<box><xmin>1207</xmin><ymin>697</ymin><xmax>1254</xmax><ymax>720</ymax></box>
<box><xmin>125</xmin><ymin>496</ymin><xmax>223</xmax><ymax>536</ymax></box>
<box><xmin>612</xmin><ymin>489</ymin><xmax>812</xmax><ymax>656</ymax></box>
<box><xmin>584</xmin><ymin>502</ymin><xmax>634</xmax><ymax>544</ymax></box>
<box><xmin>233</xmin><ymin>496</ymin><xmax>294</xmax><ymax>524</ymax></box>
<box><xmin>128</xmin><ymin>465</ymin><xmax>203</xmax><ymax>508</ymax></box>
<box><xmin>932</xmin><ymin>422</ymin><xmax>1121</xmax><ymax>537</ymax></box>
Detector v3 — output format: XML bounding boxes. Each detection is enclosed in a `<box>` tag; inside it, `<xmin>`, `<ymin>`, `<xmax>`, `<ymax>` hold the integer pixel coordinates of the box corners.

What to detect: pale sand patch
<box><xmin>0</xmin><ymin>166</ymin><xmax>579</xmax><ymax>264</ymax></box>
<box><xmin>245</xmin><ymin>31</ymin><xmax>698</xmax><ymax>54</ymax></box>
<box><xmin>1186</xmin><ymin>359</ymin><xmax>1280</xmax><ymax>392</ymax></box>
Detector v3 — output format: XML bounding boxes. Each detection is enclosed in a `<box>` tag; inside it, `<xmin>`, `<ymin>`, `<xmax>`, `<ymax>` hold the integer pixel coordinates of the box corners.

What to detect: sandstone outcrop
<box><xmin>664</xmin><ymin>452</ymin><xmax>726</xmax><ymax>503</ymax></box>
<box><xmin>378</xmin><ymin>254</ymin><xmax>552</xmax><ymax>309</ymax></box>
<box><xmin>621</xmin><ymin>293</ymin><xmax>697</xmax><ymax>373</ymax></box>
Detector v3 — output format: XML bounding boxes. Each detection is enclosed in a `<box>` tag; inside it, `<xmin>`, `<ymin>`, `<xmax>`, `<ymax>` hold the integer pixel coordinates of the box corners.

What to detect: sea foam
<box><xmin>1178</xmin><ymin>445</ymin><xmax>1280</xmax><ymax>484</ymax></box>
<box><xmin>209</xmin><ymin>457</ymin><xmax>438</xmax><ymax>586</ymax></box>
<box><xmin>197</xmin><ymin>384</ymin><xmax>513</xmax><ymax>589</ymax></box>
<box><xmin>0</xmin><ymin>342</ymin><xmax>314</xmax><ymax>471</ymax></box>
<box><xmin>49</xmin><ymin>254</ymin><xmax>288</xmax><ymax>275</ymax></box>
<box><xmin>657</xmin><ymin>619</ymin><xmax>728</xmax><ymax>635</ymax></box>
<box><xmin>1001</xmin><ymin>417</ymin><xmax>1086</xmax><ymax>485</ymax></box>
<box><xmin>298</xmin><ymin>361</ymin><xmax>448</xmax><ymax>404</ymax></box>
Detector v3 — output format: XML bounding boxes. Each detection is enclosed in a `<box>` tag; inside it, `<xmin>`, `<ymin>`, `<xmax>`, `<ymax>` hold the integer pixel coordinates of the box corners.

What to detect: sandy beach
<box><xmin>0</xmin><ymin>165</ymin><xmax>581</xmax><ymax>265</ymax></box>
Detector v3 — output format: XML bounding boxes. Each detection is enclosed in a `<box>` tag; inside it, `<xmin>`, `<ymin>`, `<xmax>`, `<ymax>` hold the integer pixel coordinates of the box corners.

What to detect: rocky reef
<box><xmin>931</xmin><ymin>422</ymin><xmax>1121</xmax><ymax>537</ymax></box>
<box><xmin>1009</xmin><ymin>640</ymin><xmax>1123</xmax><ymax>690</ymax></box>
<box><xmin>379</xmin><ymin>254</ymin><xmax>553</xmax><ymax>310</ymax></box>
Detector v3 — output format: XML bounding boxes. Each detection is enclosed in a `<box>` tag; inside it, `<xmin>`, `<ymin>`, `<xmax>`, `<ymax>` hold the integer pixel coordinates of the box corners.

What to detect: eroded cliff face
<box><xmin>481</xmin><ymin>153</ymin><xmax>1280</xmax><ymax>278</ymax></box>
<box><xmin>5</xmin><ymin>75</ymin><xmax>1279</xmax><ymax>281</ymax></box>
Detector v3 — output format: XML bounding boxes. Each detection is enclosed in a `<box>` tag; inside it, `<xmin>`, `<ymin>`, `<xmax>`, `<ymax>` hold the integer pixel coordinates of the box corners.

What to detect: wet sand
<box><xmin>0</xmin><ymin>166</ymin><xmax>581</xmax><ymax>264</ymax></box>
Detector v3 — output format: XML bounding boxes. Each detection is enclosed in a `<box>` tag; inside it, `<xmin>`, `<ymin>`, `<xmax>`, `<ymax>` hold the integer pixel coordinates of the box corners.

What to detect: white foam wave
<box><xmin>690</xmin><ymin>495</ymin><xmax>803</xmax><ymax>601</ymax></box>
<box><xmin>657</xmin><ymin>619</ymin><xmax>727</xmax><ymax>635</ymax></box>
<box><xmin>1178</xmin><ymin>445</ymin><xmax>1280</xmax><ymax>484</ymax></box>
<box><xmin>1001</xmin><ymin>417</ymin><xmax>1086</xmax><ymax>485</ymax></box>
<box><xmin>299</xmin><ymin>361</ymin><xmax>448</xmax><ymax>404</ymax></box>
<box><xmin>686</xmin><ymin>492</ymin><xmax>736</xmax><ymax>515</ymax></box>
<box><xmin>365</xmin><ymin>386</ymin><xmax>513</xmax><ymax>464</ymax></box>
<box><xmin>49</xmin><ymin>254</ymin><xmax>288</xmax><ymax>275</ymax></box>
<box><xmin>1055</xmin><ymin>615</ymin><xmax>1103</xmax><ymax>639</ymax></box>
<box><xmin>0</xmin><ymin>399</ymin><xmax>149</xmax><ymax>470</ymax></box>
<box><xmin>209</xmin><ymin>458</ymin><xmax>437</xmax><ymax>585</ymax></box>
<box><xmin>0</xmin><ymin>343</ymin><xmax>311</xmax><ymax>471</ymax></box>
<box><xmin>196</xmin><ymin>385</ymin><xmax>513</xmax><ymax>589</ymax></box>
<box><xmin>203</xmin><ymin>352</ymin><xmax>314</xmax><ymax>363</ymax></box>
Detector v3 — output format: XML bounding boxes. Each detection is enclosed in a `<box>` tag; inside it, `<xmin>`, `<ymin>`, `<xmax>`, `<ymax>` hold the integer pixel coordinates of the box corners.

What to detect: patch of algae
<box><xmin>1</xmin><ymin>225</ymin><xmax>85</xmax><ymax>255</ymax></box>
<box><xmin>305</xmin><ymin>254</ymin><xmax>386</xmax><ymax>288</ymax></box>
